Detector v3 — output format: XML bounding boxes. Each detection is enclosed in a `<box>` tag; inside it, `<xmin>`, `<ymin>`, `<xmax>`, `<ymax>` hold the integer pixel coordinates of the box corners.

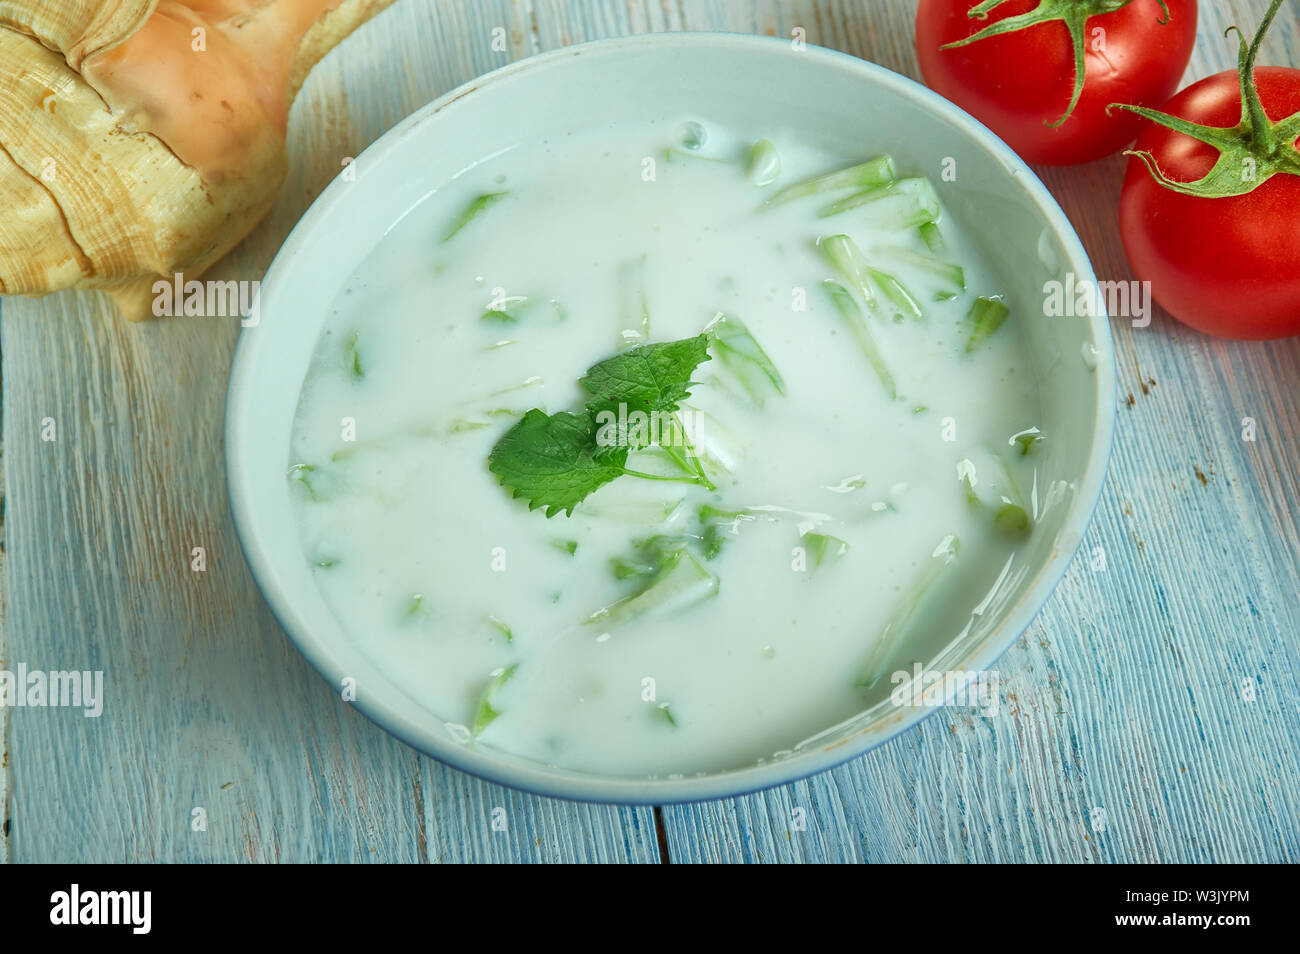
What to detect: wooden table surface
<box><xmin>1</xmin><ymin>0</ymin><xmax>1296</xmax><ymax>863</ymax></box>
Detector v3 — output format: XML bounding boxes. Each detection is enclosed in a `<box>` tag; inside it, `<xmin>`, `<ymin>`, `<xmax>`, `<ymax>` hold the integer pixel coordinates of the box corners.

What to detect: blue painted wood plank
<box><xmin>2</xmin><ymin>0</ymin><xmax>1296</xmax><ymax>865</ymax></box>
<box><xmin>0</xmin><ymin>0</ymin><xmax>660</xmax><ymax>864</ymax></box>
<box><xmin>657</xmin><ymin>0</ymin><xmax>1300</xmax><ymax>864</ymax></box>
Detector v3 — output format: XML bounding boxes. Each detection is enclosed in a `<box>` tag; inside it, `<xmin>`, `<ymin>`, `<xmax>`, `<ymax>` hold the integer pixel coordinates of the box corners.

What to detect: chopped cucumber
<box><xmin>801</xmin><ymin>531</ymin><xmax>850</xmax><ymax>569</ymax></box>
<box><xmin>488</xmin><ymin>614</ymin><xmax>514</xmax><ymax>642</ymax></box>
<box><xmin>617</xmin><ymin>254</ymin><xmax>651</xmax><ymax>347</ymax></box>
<box><xmin>957</xmin><ymin>445</ymin><xmax>1032</xmax><ymax>537</ymax></box>
<box><xmin>822</xmin><ymin>177</ymin><xmax>940</xmax><ymax>228</ymax></box>
<box><xmin>663</xmin><ymin>148</ymin><xmax>725</xmax><ymax>164</ymax></box>
<box><xmin>965</xmin><ymin>297</ymin><xmax>1010</xmax><ymax>352</ymax></box>
<box><xmin>919</xmin><ymin>221</ymin><xmax>949</xmax><ymax>254</ymax></box>
<box><xmin>444</xmin><ymin>191</ymin><xmax>508</xmax><ymax>242</ymax></box>
<box><xmin>822</xmin><ymin>281</ymin><xmax>897</xmax><ymax>399</ymax></box>
<box><xmin>747</xmin><ymin>139</ymin><xmax>782</xmax><ymax>186</ymax></box>
<box><xmin>698</xmin><ymin>503</ymin><xmax>754</xmax><ymax>560</ymax></box>
<box><xmin>288</xmin><ymin>463</ymin><xmax>321</xmax><ymax>501</ymax></box>
<box><xmin>587</xmin><ymin>549</ymin><xmax>719</xmax><ymax>627</ymax></box>
<box><xmin>447</xmin><ymin>417</ymin><xmax>493</xmax><ymax>433</ymax></box>
<box><xmin>819</xmin><ymin>234</ymin><xmax>877</xmax><ymax>309</ymax></box>
<box><xmin>576</xmin><ymin>496</ymin><xmax>684</xmax><ymax>524</ymax></box>
<box><xmin>699</xmin><ymin>503</ymin><xmax>751</xmax><ymax>521</ymax></box>
<box><xmin>481</xmin><ymin>295</ymin><xmax>531</xmax><ymax>323</ymax></box>
<box><xmin>701</xmin><ymin>523</ymin><xmax>729</xmax><ymax>560</ymax></box>
<box><xmin>857</xmin><ymin>535</ymin><xmax>960</xmax><ymax>689</ymax></box>
<box><xmin>1010</xmin><ymin>427</ymin><xmax>1043</xmax><ymax>456</ymax></box>
<box><xmin>705</xmin><ymin>313</ymin><xmax>786</xmax><ymax>405</ymax></box>
<box><xmin>611</xmin><ymin>555</ymin><xmax>660</xmax><ymax>580</ymax></box>
<box><xmin>610</xmin><ymin>534</ymin><xmax>692</xmax><ymax>581</ymax></box>
<box><xmin>677</xmin><ymin>121</ymin><xmax>707</xmax><ymax>150</ymax></box>
<box><xmin>875</xmin><ymin>245</ymin><xmax>966</xmax><ymax>290</ymax></box>
<box><xmin>344</xmin><ymin>330</ymin><xmax>364</xmax><ymax>379</ymax></box>
<box><xmin>824</xmin><ymin>474</ymin><xmax>867</xmax><ymax>494</ymax></box>
<box><xmin>883</xmin><ymin>177</ymin><xmax>942</xmax><ymax>229</ymax></box>
<box><xmin>820</xmin><ymin>183</ymin><xmax>894</xmax><ymax>218</ymax></box>
<box><xmin>481</xmin><ymin>295</ymin><xmax>563</xmax><ymax>325</ymax></box>
<box><xmin>994</xmin><ymin>504</ymin><xmax>1030</xmax><ymax>535</ymax></box>
<box><xmin>867</xmin><ymin>268</ymin><xmax>924</xmax><ymax>322</ymax></box>
<box><xmin>764</xmin><ymin>155</ymin><xmax>897</xmax><ymax>207</ymax></box>
<box><xmin>472</xmin><ymin>664</ymin><xmax>518</xmax><ymax>736</ymax></box>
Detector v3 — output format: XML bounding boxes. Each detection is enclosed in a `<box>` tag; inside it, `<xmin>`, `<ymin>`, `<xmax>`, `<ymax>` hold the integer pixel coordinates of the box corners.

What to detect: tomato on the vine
<box><xmin>916</xmin><ymin>0</ymin><xmax>1198</xmax><ymax>165</ymax></box>
<box><xmin>1113</xmin><ymin>1</ymin><xmax>1300</xmax><ymax>340</ymax></box>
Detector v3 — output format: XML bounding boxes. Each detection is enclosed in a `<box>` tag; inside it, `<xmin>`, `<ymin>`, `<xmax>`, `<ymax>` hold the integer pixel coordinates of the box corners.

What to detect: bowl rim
<box><xmin>226</xmin><ymin>30</ymin><xmax>1117</xmax><ymax>805</ymax></box>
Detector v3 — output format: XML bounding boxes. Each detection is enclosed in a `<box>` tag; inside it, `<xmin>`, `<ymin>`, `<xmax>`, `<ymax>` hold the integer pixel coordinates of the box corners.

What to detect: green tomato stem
<box><xmin>1108</xmin><ymin>0</ymin><xmax>1300</xmax><ymax>198</ymax></box>
<box><xmin>942</xmin><ymin>0</ymin><xmax>1170</xmax><ymax>129</ymax></box>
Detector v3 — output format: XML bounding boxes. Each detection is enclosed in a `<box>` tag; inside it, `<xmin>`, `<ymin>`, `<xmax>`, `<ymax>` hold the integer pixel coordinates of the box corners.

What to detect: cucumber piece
<box><xmin>919</xmin><ymin>221</ymin><xmax>948</xmax><ymax>254</ymax></box>
<box><xmin>698</xmin><ymin>503</ymin><xmax>754</xmax><ymax>560</ymax></box>
<box><xmin>881</xmin><ymin>177</ymin><xmax>942</xmax><ymax>230</ymax></box>
<box><xmin>820</xmin><ymin>183</ymin><xmax>895</xmax><ymax>218</ymax></box>
<box><xmin>857</xmin><ymin>535</ymin><xmax>960</xmax><ymax>689</ymax></box>
<box><xmin>1010</xmin><ymin>427</ymin><xmax>1044</xmax><ymax>456</ymax></box>
<box><xmin>705</xmin><ymin>313</ymin><xmax>786</xmax><ymax>405</ymax></box>
<box><xmin>819</xmin><ymin>234</ymin><xmax>878</xmax><ymax>309</ymax></box>
<box><xmin>481</xmin><ymin>295</ymin><xmax>531</xmax><ymax>324</ymax></box>
<box><xmin>617</xmin><ymin>254</ymin><xmax>651</xmax><ymax>347</ymax></box>
<box><xmin>965</xmin><ymin>297</ymin><xmax>1010</xmax><ymax>352</ymax></box>
<box><xmin>472</xmin><ymin>664</ymin><xmax>518</xmax><ymax>736</ymax></box>
<box><xmin>444</xmin><ymin>191</ymin><xmax>508</xmax><ymax>242</ymax></box>
<box><xmin>822</xmin><ymin>281</ymin><xmax>898</xmax><ymax>399</ymax></box>
<box><xmin>747</xmin><ymin>139</ymin><xmax>782</xmax><ymax>187</ymax></box>
<box><xmin>875</xmin><ymin>244</ymin><xmax>966</xmax><ymax>290</ymax></box>
<box><xmin>801</xmin><ymin>531</ymin><xmax>850</xmax><ymax>570</ymax></box>
<box><xmin>654</xmin><ymin>703</ymin><xmax>680</xmax><ymax>728</ymax></box>
<box><xmin>344</xmin><ymin>330</ymin><xmax>364</xmax><ymax>379</ymax></box>
<box><xmin>664</xmin><ymin>148</ymin><xmax>722</xmax><ymax>164</ymax></box>
<box><xmin>487</xmin><ymin>614</ymin><xmax>514</xmax><ymax>642</ymax></box>
<box><xmin>867</xmin><ymin>268</ymin><xmax>925</xmax><ymax>321</ymax></box>
<box><xmin>586</xmin><ymin>549</ymin><xmax>719</xmax><ymax>627</ymax></box>
<box><xmin>610</xmin><ymin>534</ymin><xmax>692</xmax><ymax>581</ymax></box>
<box><xmin>821</xmin><ymin>177</ymin><xmax>940</xmax><ymax>228</ymax></box>
<box><xmin>957</xmin><ymin>446</ymin><xmax>1032</xmax><ymax>537</ymax></box>
<box><xmin>288</xmin><ymin>463</ymin><xmax>321</xmax><ymax>501</ymax></box>
<box><xmin>764</xmin><ymin>155</ymin><xmax>897</xmax><ymax>207</ymax></box>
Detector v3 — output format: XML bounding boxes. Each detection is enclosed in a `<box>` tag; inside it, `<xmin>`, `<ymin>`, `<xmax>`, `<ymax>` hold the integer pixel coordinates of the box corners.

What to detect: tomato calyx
<box><xmin>940</xmin><ymin>0</ymin><xmax>1172</xmax><ymax>128</ymax></box>
<box><xmin>1109</xmin><ymin>0</ymin><xmax>1300</xmax><ymax>199</ymax></box>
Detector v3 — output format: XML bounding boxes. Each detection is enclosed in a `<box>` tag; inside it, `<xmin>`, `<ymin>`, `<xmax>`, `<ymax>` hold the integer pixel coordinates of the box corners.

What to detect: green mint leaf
<box><xmin>487</xmin><ymin>409</ymin><xmax>627</xmax><ymax>517</ymax></box>
<box><xmin>488</xmin><ymin>335</ymin><xmax>714</xmax><ymax>517</ymax></box>
<box><xmin>580</xmin><ymin>335</ymin><xmax>711</xmax><ymax>420</ymax></box>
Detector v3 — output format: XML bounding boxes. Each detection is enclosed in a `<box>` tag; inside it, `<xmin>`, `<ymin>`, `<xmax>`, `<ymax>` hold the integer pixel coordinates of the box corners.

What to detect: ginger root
<box><xmin>0</xmin><ymin>0</ymin><xmax>394</xmax><ymax>320</ymax></box>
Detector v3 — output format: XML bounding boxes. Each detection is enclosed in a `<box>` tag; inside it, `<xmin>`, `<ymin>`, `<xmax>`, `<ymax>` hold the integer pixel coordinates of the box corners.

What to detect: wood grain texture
<box><xmin>0</xmin><ymin>0</ymin><xmax>660</xmax><ymax>864</ymax></box>
<box><xmin>2</xmin><ymin>0</ymin><xmax>1297</xmax><ymax>864</ymax></box>
<box><xmin>654</xmin><ymin>0</ymin><xmax>1300</xmax><ymax>863</ymax></box>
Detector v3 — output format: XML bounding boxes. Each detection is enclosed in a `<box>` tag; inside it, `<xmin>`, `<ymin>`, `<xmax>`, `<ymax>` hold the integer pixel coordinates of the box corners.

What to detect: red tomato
<box><xmin>916</xmin><ymin>0</ymin><xmax>1198</xmax><ymax>165</ymax></box>
<box><xmin>1119</xmin><ymin>67</ymin><xmax>1300</xmax><ymax>340</ymax></box>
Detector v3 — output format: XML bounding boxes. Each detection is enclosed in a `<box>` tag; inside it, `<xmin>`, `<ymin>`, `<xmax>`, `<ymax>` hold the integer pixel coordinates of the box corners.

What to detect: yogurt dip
<box><xmin>288</xmin><ymin>120</ymin><xmax>1043</xmax><ymax>777</ymax></box>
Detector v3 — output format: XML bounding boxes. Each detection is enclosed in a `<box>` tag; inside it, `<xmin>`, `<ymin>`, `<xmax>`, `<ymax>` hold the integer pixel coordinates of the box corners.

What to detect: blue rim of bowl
<box><xmin>226</xmin><ymin>31</ymin><xmax>1118</xmax><ymax>805</ymax></box>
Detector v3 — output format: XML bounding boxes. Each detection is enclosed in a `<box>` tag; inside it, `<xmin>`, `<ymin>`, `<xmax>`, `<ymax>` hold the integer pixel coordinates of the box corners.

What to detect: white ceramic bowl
<box><xmin>227</xmin><ymin>33</ymin><xmax>1115</xmax><ymax>803</ymax></box>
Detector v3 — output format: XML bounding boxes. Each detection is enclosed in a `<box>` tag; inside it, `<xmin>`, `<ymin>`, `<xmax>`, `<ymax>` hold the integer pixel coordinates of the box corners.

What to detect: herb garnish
<box><xmin>488</xmin><ymin>335</ymin><xmax>713</xmax><ymax>517</ymax></box>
